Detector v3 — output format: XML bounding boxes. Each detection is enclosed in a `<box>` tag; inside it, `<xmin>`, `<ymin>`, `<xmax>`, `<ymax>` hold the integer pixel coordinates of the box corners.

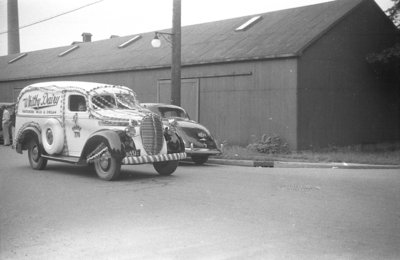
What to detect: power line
<box><xmin>0</xmin><ymin>0</ymin><xmax>104</xmax><ymax>35</ymax></box>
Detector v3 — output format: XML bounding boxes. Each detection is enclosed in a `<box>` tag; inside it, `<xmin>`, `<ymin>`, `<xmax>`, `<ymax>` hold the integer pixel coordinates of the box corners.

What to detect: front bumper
<box><xmin>122</xmin><ymin>152</ymin><xmax>186</xmax><ymax>165</ymax></box>
<box><xmin>185</xmin><ymin>147</ymin><xmax>222</xmax><ymax>156</ymax></box>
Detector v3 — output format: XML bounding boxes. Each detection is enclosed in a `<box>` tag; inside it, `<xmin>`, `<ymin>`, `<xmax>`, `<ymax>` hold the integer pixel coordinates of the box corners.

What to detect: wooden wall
<box><xmin>188</xmin><ymin>60</ymin><xmax>298</xmax><ymax>148</ymax></box>
<box><xmin>0</xmin><ymin>58</ymin><xmax>299</xmax><ymax>149</ymax></box>
<box><xmin>298</xmin><ymin>0</ymin><xmax>399</xmax><ymax>149</ymax></box>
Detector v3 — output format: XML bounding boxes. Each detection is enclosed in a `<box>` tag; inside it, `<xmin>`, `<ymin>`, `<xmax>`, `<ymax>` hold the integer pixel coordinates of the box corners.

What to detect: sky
<box><xmin>0</xmin><ymin>0</ymin><xmax>394</xmax><ymax>56</ymax></box>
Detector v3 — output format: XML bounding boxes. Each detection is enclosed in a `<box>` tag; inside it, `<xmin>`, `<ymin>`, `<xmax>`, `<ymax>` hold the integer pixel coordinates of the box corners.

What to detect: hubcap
<box><xmin>46</xmin><ymin>129</ymin><xmax>53</xmax><ymax>145</ymax></box>
<box><xmin>32</xmin><ymin>145</ymin><xmax>39</xmax><ymax>161</ymax></box>
<box><xmin>99</xmin><ymin>151</ymin><xmax>111</xmax><ymax>171</ymax></box>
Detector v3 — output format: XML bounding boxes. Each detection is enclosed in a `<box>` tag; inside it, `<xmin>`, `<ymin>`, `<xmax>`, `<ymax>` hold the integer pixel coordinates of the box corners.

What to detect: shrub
<box><xmin>247</xmin><ymin>134</ymin><xmax>290</xmax><ymax>154</ymax></box>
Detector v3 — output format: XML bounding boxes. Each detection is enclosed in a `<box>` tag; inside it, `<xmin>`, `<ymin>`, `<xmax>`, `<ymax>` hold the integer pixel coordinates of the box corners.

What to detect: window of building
<box><xmin>235</xmin><ymin>16</ymin><xmax>262</xmax><ymax>31</ymax></box>
<box><xmin>58</xmin><ymin>45</ymin><xmax>79</xmax><ymax>57</ymax></box>
<box><xmin>118</xmin><ymin>35</ymin><xmax>142</xmax><ymax>48</ymax></box>
<box><xmin>8</xmin><ymin>53</ymin><xmax>27</xmax><ymax>63</ymax></box>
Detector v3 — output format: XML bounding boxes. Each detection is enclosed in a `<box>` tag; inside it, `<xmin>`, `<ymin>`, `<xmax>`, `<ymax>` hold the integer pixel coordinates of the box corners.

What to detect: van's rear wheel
<box><xmin>94</xmin><ymin>150</ymin><xmax>121</xmax><ymax>181</ymax></box>
<box><xmin>28</xmin><ymin>139</ymin><xmax>47</xmax><ymax>170</ymax></box>
<box><xmin>153</xmin><ymin>160</ymin><xmax>179</xmax><ymax>176</ymax></box>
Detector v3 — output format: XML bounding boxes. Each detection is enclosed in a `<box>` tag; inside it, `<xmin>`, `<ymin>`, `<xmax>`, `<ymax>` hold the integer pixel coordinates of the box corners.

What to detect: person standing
<box><xmin>2</xmin><ymin>105</ymin><xmax>11</xmax><ymax>146</ymax></box>
<box><xmin>10</xmin><ymin>105</ymin><xmax>16</xmax><ymax>148</ymax></box>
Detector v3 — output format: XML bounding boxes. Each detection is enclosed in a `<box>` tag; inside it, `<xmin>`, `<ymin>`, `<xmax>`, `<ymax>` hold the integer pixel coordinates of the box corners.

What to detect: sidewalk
<box><xmin>206</xmin><ymin>158</ymin><xmax>400</xmax><ymax>169</ymax></box>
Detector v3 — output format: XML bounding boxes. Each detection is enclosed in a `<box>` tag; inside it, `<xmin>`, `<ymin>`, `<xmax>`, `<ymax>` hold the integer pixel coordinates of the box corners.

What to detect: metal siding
<box><xmin>298</xmin><ymin>0</ymin><xmax>399</xmax><ymax>149</ymax></box>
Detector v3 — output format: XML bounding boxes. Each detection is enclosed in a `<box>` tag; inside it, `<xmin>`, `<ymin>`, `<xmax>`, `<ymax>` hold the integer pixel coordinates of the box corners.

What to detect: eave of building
<box><xmin>0</xmin><ymin>53</ymin><xmax>299</xmax><ymax>82</ymax></box>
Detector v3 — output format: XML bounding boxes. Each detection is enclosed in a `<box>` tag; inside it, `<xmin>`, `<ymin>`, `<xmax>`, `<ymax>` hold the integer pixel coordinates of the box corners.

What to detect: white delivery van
<box><xmin>14</xmin><ymin>81</ymin><xmax>186</xmax><ymax>180</ymax></box>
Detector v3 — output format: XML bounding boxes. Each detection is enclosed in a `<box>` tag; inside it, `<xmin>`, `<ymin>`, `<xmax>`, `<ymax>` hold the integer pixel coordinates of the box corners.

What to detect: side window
<box><xmin>69</xmin><ymin>95</ymin><xmax>87</xmax><ymax>112</ymax></box>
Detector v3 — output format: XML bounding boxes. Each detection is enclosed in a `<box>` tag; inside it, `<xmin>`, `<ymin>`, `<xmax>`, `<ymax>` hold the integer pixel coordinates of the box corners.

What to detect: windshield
<box><xmin>91</xmin><ymin>91</ymin><xmax>139</xmax><ymax>110</ymax></box>
<box><xmin>148</xmin><ymin>106</ymin><xmax>189</xmax><ymax>119</ymax></box>
<box><xmin>92</xmin><ymin>95</ymin><xmax>116</xmax><ymax>109</ymax></box>
<box><xmin>116</xmin><ymin>93</ymin><xmax>138</xmax><ymax>109</ymax></box>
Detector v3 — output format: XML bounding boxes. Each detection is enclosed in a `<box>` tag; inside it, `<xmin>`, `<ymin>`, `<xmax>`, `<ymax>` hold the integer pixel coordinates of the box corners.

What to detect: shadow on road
<box><xmin>41</xmin><ymin>163</ymin><xmax>179</xmax><ymax>182</ymax></box>
<box><xmin>178</xmin><ymin>161</ymin><xmax>221</xmax><ymax>168</ymax></box>
<box><xmin>12</xmin><ymin>159</ymin><xmax>220</xmax><ymax>182</ymax></box>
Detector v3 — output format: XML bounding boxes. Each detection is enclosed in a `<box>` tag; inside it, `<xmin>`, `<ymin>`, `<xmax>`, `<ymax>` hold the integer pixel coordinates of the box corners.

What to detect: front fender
<box><xmin>81</xmin><ymin>129</ymin><xmax>125</xmax><ymax>160</ymax></box>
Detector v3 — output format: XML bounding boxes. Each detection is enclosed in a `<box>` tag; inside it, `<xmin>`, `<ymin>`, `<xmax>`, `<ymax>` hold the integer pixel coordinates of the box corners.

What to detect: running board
<box><xmin>42</xmin><ymin>155</ymin><xmax>86</xmax><ymax>165</ymax></box>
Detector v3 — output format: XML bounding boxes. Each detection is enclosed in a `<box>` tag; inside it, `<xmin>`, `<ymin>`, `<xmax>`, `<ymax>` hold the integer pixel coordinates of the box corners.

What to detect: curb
<box><xmin>207</xmin><ymin>158</ymin><xmax>400</xmax><ymax>169</ymax></box>
<box><xmin>206</xmin><ymin>158</ymin><xmax>274</xmax><ymax>167</ymax></box>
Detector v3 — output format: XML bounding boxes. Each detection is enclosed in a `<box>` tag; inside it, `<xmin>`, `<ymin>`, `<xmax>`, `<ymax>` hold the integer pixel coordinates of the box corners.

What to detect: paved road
<box><xmin>1</xmin><ymin>146</ymin><xmax>399</xmax><ymax>259</ymax></box>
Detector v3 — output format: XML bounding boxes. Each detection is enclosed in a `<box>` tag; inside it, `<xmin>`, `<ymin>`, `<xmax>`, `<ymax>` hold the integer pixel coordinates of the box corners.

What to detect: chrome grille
<box><xmin>140</xmin><ymin>115</ymin><xmax>164</xmax><ymax>155</ymax></box>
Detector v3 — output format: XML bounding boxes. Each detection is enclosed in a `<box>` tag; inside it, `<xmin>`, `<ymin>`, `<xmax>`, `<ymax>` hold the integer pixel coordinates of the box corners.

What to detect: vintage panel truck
<box><xmin>14</xmin><ymin>81</ymin><xmax>186</xmax><ymax>180</ymax></box>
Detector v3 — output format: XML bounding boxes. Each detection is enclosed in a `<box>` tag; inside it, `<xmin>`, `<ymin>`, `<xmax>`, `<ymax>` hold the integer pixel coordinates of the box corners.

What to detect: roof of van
<box><xmin>25</xmin><ymin>81</ymin><xmax>130</xmax><ymax>92</ymax></box>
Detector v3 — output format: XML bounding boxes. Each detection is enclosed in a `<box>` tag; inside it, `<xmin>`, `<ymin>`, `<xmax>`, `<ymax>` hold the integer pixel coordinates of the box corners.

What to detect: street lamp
<box><xmin>151</xmin><ymin>33</ymin><xmax>162</xmax><ymax>48</ymax></box>
<box><xmin>151</xmin><ymin>31</ymin><xmax>173</xmax><ymax>48</ymax></box>
<box><xmin>151</xmin><ymin>0</ymin><xmax>181</xmax><ymax>106</ymax></box>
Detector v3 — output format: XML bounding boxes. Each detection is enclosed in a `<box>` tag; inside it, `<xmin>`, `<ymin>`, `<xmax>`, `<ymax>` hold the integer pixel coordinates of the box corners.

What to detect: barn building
<box><xmin>0</xmin><ymin>0</ymin><xmax>398</xmax><ymax>150</ymax></box>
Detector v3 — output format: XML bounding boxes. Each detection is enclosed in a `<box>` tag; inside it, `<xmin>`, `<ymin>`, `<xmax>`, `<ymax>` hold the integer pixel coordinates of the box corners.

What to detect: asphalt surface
<box><xmin>1</xmin><ymin>146</ymin><xmax>400</xmax><ymax>259</ymax></box>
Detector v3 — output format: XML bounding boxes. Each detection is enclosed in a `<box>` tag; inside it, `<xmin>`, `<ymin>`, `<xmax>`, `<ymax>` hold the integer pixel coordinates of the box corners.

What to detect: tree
<box><xmin>386</xmin><ymin>0</ymin><xmax>400</xmax><ymax>28</ymax></box>
<box><xmin>366</xmin><ymin>0</ymin><xmax>399</xmax><ymax>81</ymax></box>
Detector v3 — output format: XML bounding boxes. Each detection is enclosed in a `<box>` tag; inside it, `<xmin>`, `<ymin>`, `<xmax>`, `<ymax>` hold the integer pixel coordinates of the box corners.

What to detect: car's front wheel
<box><xmin>153</xmin><ymin>160</ymin><xmax>179</xmax><ymax>176</ymax></box>
<box><xmin>94</xmin><ymin>150</ymin><xmax>121</xmax><ymax>181</ymax></box>
<box><xmin>28</xmin><ymin>139</ymin><xmax>47</xmax><ymax>170</ymax></box>
<box><xmin>191</xmin><ymin>155</ymin><xmax>209</xmax><ymax>165</ymax></box>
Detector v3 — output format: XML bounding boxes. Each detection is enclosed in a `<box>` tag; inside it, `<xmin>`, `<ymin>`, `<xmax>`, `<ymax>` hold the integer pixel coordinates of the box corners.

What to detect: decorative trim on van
<box><xmin>86</xmin><ymin>143</ymin><xmax>108</xmax><ymax>163</ymax></box>
<box><xmin>122</xmin><ymin>152</ymin><xmax>186</xmax><ymax>165</ymax></box>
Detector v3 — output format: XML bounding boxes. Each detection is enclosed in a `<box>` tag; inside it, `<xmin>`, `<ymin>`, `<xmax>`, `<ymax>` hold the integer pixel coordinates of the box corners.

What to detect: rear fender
<box><xmin>15</xmin><ymin>122</ymin><xmax>42</xmax><ymax>154</ymax></box>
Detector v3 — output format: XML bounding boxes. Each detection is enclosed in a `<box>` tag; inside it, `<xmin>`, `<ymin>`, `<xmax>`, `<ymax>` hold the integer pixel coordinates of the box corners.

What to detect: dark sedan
<box><xmin>141</xmin><ymin>103</ymin><xmax>222</xmax><ymax>165</ymax></box>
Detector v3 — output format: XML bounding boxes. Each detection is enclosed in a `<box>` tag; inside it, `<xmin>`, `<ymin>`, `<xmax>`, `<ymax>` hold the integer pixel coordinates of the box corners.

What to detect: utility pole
<box><xmin>7</xmin><ymin>0</ymin><xmax>20</xmax><ymax>54</ymax></box>
<box><xmin>171</xmin><ymin>0</ymin><xmax>181</xmax><ymax>106</ymax></box>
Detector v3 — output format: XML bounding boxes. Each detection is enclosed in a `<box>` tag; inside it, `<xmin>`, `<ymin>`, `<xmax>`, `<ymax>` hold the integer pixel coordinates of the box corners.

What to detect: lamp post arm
<box><xmin>155</xmin><ymin>31</ymin><xmax>173</xmax><ymax>36</ymax></box>
<box><xmin>155</xmin><ymin>31</ymin><xmax>173</xmax><ymax>45</ymax></box>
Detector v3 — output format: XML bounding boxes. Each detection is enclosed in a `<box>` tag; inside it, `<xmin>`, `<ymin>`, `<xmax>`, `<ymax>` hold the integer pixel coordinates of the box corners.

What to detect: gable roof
<box><xmin>0</xmin><ymin>0</ymin><xmax>367</xmax><ymax>81</ymax></box>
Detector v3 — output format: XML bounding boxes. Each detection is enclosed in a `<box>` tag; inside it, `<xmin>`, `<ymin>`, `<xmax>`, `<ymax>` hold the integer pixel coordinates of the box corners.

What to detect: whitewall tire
<box><xmin>42</xmin><ymin>118</ymin><xmax>64</xmax><ymax>155</ymax></box>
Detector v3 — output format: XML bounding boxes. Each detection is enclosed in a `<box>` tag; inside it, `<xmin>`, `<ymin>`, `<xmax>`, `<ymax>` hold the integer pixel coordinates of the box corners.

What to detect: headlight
<box><xmin>125</xmin><ymin>126</ymin><xmax>137</xmax><ymax>137</ymax></box>
<box><xmin>168</xmin><ymin>119</ymin><xmax>178</xmax><ymax>126</ymax></box>
<box><xmin>129</xmin><ymin>119</ymin><xmax>139</xmax><ymax>127</ymax></box>
<box><xmin>164</xmin><ymin>126</ymin><xmax>173</xmax><ymax>135</ymax></box>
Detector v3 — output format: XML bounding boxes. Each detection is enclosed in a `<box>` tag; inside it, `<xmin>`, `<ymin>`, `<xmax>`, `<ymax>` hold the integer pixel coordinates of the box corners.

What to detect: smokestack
<box><xmin>7</xmin><ymin>0</ymin><xmax>20</xmax><ymax>54</ymax></box>
<box><xmin>82</xmin><ymin>32</ymin><xmax>92</xmax><ymax>42</ymax></box>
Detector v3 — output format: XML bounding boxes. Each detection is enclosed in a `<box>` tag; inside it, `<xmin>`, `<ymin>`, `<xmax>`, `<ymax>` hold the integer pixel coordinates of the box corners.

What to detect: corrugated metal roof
<box><xmin>0</xmin><ymin>0</ymin><xmax>364</xmax><ymax>81</ymax></box>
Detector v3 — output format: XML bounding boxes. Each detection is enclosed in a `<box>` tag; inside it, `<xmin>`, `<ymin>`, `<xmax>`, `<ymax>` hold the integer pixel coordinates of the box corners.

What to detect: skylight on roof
<box><xmin>118</xmin><ymin>35</ymin><xmax>142</xmax><ymax>48</ymax></box>
<box><xmin>58</xmin><ymin>45</ymin><xmax>79</xmax><ymax>57</ymax></box>
<box><xmin>8</xmin><ymin>53</ymin><xmax>27</xmax><ymax>64</ymax></box>
<box><xmin>235</xmin><ymin>15</ymin><xmax>262</xmax><ymax>31</ymax></box>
